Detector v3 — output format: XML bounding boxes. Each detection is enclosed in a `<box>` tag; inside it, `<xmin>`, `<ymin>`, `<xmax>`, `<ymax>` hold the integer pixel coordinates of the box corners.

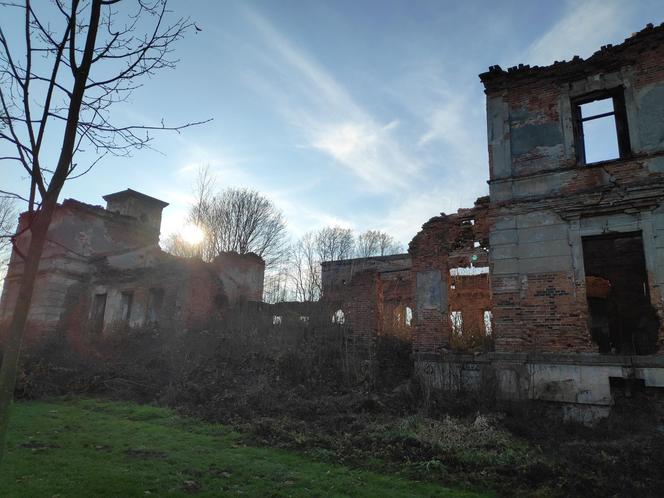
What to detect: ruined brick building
<box><xmin>3</xmin><ymin>22</ymin><xmax>664</xmax><ymax>421</ymax></box>
<box><xmin>321</xmin><ymin>254</ymin><xmax>413</xmax><ymax>358</ymax></box>
<box><xmin>0</xmin><ymin>189</ymin><xmax>264</xmax><ymax>349</ymax></box>
<box><xmin>322</xmin><ymin>23</ymin><xmax>664</xmax><ymax>420</ymax></box>
<box><xmin>412</xmin><ymin>23</ymin><xmax>664</xmax><ymax>420</ymax></box>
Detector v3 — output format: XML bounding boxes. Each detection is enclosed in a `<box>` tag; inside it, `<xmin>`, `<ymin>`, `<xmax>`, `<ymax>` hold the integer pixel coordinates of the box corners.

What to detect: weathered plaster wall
<box><xmin>0</xmin><ymin>192</ymin><xmax>266</xmax><ymax>350</ymax></box>
<box><xmin>484</xmin><ymin>24</ymin><xmax>664</xmax><ymax>197</ymax></box>
<box><xmin>481</xmin><ymin>23</ymin><xmax>664</xmax><ymax>354</ymax></box>
<box><xmin>0</xmin><ymin>199</ymin><xmax>150</xmax><ymax>342</ymax></box>
<box><xmin>104</xmin><ymin>189</ymin><xmax>167</xmax><ymax>243</ymax></box>
<box><xmin>415</xmin><ymin>352</ymin><xmax>664</xmax><ymax>423</ymax></box>
<box><xmin>214</xmin><ymin>251</ymin><xmax>265</xmax><ymax>304</ymax></box>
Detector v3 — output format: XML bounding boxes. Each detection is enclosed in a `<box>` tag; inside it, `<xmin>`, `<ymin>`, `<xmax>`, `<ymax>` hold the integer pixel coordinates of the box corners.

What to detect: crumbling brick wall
<box><xmin>380</xmin><ymin>269</ymin><xmax>413</xmax><ymax>341</ymax></box>
<box><xmin>409</xmin><ymin>197</ymin><xmax>491</xmax><ymax>354</ymax></box>
<box><xmin>481</xmin><ymin>23</ymin><xmax>664</xmax><ymax>353</ymax></box>
<box><xmin>341</xmin><ymin>270</ymin><xmax>382</xmax><ymax>359</ymax></box>
<box><xmin>321</xmin><ymin>254</ymin><xmax>413</xmax><ymax>363</ymax></box>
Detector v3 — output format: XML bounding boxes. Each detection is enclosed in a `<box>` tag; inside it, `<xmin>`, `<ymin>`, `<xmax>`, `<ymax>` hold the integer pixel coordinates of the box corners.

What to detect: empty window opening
<box><xmin>120</xmin><ymin>291</ymin><xmax>133</xmax><ymax>322</ymax></box>
<box><xmin>91</xmin><ymin>293</ymin><xmax>107</xmax><ymax>334</ymax></box>
<box><xmin>332</xmin><ymin>309</ymin><xmax>345</xmax><ymax>325</ymax></box>
<box><xmin>147</xmin><ymin>288</ymin><xmax>164</xmax><ymax>323</ymax></box>
<box><xmin>573</xmin><ymin>90</ymin><xmax>630</xmax><ymax>165</ymax></box>
<box><xmin>405</xmin><ymin>306</ymin><xmax>413</xmax><ymax>327</ymax></box>
<box><xmin>582</xmin><ymin>232</ymin><xmax>658</xmax><ymax>355</ymax></box>
<box><xmin>450</xmin><ymin>311</ymin><xmax>463</xmax><ymax>336</ymax></box>
<box><xmin>483</xmin><ymin>310</ymin><xmax>493</xmax><ymax>336</ymax></box>
<box><xmin>393</xmin><ymin>307</ymin><xmax>403</xmax><ymax>327</ymax></box>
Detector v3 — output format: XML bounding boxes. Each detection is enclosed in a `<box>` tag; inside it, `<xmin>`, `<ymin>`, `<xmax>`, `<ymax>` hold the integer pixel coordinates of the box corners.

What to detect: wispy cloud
<box><xmin>240</xmin><ymin>7</ymin><xmax>421</xmax><ymax>192</ymax></box>
<box><xmin>525</xmin><ymin>0</ymin><xmax>626</xmax><ymax>66</ymax></box>
<box><xmin>162</xmin><ymin>137</ymin><xmax>331</xmax><ymax>241</ymax></box>
<box><xmin>239</xmin><ymin>11</ymin><xmax>493</xmax><ymax>242</ymax></box>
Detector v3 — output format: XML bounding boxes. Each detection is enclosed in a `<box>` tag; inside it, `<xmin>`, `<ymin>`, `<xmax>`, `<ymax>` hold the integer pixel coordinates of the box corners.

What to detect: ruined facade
<box><xmin>0</xmin><ymin>189</ymin><xmax>264</xmax><ymax>349</ymax></box>
<box><xmin>483</xmin><ymin>25</ymin><xmax>664</xmax><ymax>355</ymax></box>
<box><xmin>410</xmin><ymin>23</ymin><xmax>664</xmax><ymax>421</ymax></box>
<box><xmin>321</xmin><ymin>254</ymin><xmax>414</xmax><ymax>359</ymax></box>
<box><xmin>409</xmin><ymin>197</ymin><xmax>492</xmax><ymax>354</ymax></box>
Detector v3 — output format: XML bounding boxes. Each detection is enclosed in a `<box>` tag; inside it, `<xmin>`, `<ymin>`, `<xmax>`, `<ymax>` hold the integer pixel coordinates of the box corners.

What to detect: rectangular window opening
<box><xmin>120</xmin><ymin>291</ymin><xmax>133</xmax><ymax>322</ymax></box>
<box><xmin>147</xmin><ymin>288</ymin><xmax>164</xmax><ymax>323</ymax></box>
<box><xmin>483</xmin><ymin>310</ymin><xmax>493</xmax><ymax>336</ymax></box>
<box><xmin>450</xmin><ymin>310</ymin><xmax>463</xmax><ymax>336</ymax></box>
<box><xmin>573</xmin><ymin>89</ymin><xmax>630</xmax><ymax>165</ymax></box>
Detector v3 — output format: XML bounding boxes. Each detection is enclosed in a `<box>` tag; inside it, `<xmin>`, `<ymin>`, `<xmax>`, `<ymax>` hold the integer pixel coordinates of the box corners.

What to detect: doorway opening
<box><xmin>91</xmin><ymin>293</ymin><xmax>107</xmax><ymax>334</ymax></box>
<box><xmin>582</xmin><ymin>231</ymin><xmax>659</xmax><ymax>355</ymax></box>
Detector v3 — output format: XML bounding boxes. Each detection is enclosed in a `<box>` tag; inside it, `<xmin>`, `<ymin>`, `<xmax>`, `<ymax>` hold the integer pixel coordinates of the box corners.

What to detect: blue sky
<box><xmin>3</xmin><ymin>0</ymin><xmax>664</xmax><ymax>246</ymax></box>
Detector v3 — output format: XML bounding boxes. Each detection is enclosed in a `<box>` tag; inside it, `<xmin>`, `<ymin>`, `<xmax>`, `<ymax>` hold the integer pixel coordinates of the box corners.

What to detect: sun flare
<box><xmin>180</xmin><ymin>224</ymin><xmax>205</xmax><ymax>245</ymax></box>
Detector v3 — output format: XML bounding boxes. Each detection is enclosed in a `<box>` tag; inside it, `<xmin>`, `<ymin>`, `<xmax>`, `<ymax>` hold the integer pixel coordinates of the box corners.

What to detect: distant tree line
<box><xmin>164</xmin><ymin>167</ymin><xmax>403</xmax><ymax>303</ymax></box>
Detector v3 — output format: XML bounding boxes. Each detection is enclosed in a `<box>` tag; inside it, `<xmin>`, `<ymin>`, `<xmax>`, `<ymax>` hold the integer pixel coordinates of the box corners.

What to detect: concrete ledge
<box><xmin>414</xmin><ymin>351</ymin><xmax>664</xmax><ymax>422</ymax></box>
<box><xmin>413</xmin><ymin>351</ymin><xmax>664</xmax><ymax>367</ymax></box>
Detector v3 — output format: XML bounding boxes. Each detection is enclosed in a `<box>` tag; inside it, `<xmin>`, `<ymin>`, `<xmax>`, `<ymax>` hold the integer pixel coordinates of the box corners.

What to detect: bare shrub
<box><xmin>449</xmin><ymin>312</ymin><xmax>494</xmax><ymax>352</ymax></box>
<box><xmin>12</xmin><ymin>304</ymin><xmax>389</xmax><ymax>419</ymax></box>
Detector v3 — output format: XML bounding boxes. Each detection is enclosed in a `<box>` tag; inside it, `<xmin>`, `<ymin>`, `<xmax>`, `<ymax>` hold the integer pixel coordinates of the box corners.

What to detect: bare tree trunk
<box><xmin>0</xmin><ymin>0</ymin><xmax>201</xmax><ymax>465</ymax></box>
<box><xmin>0</xmin><ymin>196</ymin><xmax>56</xmax><ymax>462</ymax></box>
<box><xmin>0</xmin><ymin>0</ymin><xmax>102</xmax><ymax>464</ymax></box>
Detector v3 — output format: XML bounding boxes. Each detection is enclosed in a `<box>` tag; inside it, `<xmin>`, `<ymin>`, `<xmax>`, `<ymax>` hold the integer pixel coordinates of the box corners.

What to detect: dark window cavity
<box><xmin>147</xmin><ymin>288</ymin><xmax>164</xmax><ymax>322</ymax></box>
<box><xmin>572</xmin><ymin>88</ymin><xmax>630</xmax><ymax>165</ymax></box>
<box><xmin>582</xmin><ymin>231</ymin><xmax>659</xmax><ymax>355</ymax></box>
<box><xmin>121</xmin><ymin>291</ymin><xmax>133</xmax><ymax>322</ymax></box>
<box><xmin>91</xmin><ymin>293</ymin><xmax>107</xmax><ymax>334</ymax></box>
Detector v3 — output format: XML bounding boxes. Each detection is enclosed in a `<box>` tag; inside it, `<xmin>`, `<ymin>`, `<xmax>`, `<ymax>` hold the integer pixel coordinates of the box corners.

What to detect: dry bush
<box><xmin>11</xmin><ymin>305</ymin><xmax>406</xmax><ymax>420</ymax></box>
<box><xmin>450</xmin><ymin>326</ymin><xmax>493</xmax><ymax>353</ymax></box>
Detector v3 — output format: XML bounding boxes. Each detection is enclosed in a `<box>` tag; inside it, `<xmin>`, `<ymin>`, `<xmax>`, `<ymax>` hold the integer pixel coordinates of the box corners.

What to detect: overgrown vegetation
<box><xmin>9</xmin><ymin>311</ymin><xmax>664</xmax><ymax>497</ymax></box>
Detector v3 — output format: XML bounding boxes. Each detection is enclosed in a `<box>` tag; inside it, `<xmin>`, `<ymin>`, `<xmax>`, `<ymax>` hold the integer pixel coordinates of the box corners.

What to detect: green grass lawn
<box><xmin>0</xmin><ymin>399</ymin><xmax>485</xmax><ymax>497</ymax></box>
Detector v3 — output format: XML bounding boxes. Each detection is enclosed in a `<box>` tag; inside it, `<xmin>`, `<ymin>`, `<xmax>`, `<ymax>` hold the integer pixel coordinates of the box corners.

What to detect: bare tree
<box><xmin>288</xmin><ymin>227</ymin><xmax>354</xmax><ymax>302</ymax></box>
<box><xmin>162</xmin><ymin>231</ymin><xmax>202</xmax><ymax>259</ymax></box>
<box><xmin>0</xmin><ymin>197</ymin><xmax>15</xmax><ymax>253</ymax></box>
<box><xmin>206</xmin><ymin>188</ymin><xmax>288</xmax><ymax>266</ymax></box>
<box><xmin>315</xmin><ymin>226</ymin><xmax>354</xmax><ymax>262</ymax></box>
<box><xmin>355</xmin><ymin>229</ymin><xmax>403</xmax><ymax>257</ymax></box>
<box><xmin>190</xmin><ymin>164</ymin><xmax>215</xmax><ymax>227</ymax></box>
<box><xmin>290</xmin><ymin>232</ymin><xmax>321</xmax><ymax>302</ymax></box>
<box><xmin>170</xmin><ymin>172</ymin><xmax>289</xmax><ymax>269</ymax></box>
<box><xmin>0</xmin><ymin>0</ymin><xmax>206</xmax><ymax>463</ymax></box>
<box><xmin>263</xmin><ymin>260</ymin><xmax>290</xmax><ymax>303</ymax></box>
<box><xmin>0</xmin><ymin>197</ymin><xmax>16</xmax><ymax>284</ymax></box>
